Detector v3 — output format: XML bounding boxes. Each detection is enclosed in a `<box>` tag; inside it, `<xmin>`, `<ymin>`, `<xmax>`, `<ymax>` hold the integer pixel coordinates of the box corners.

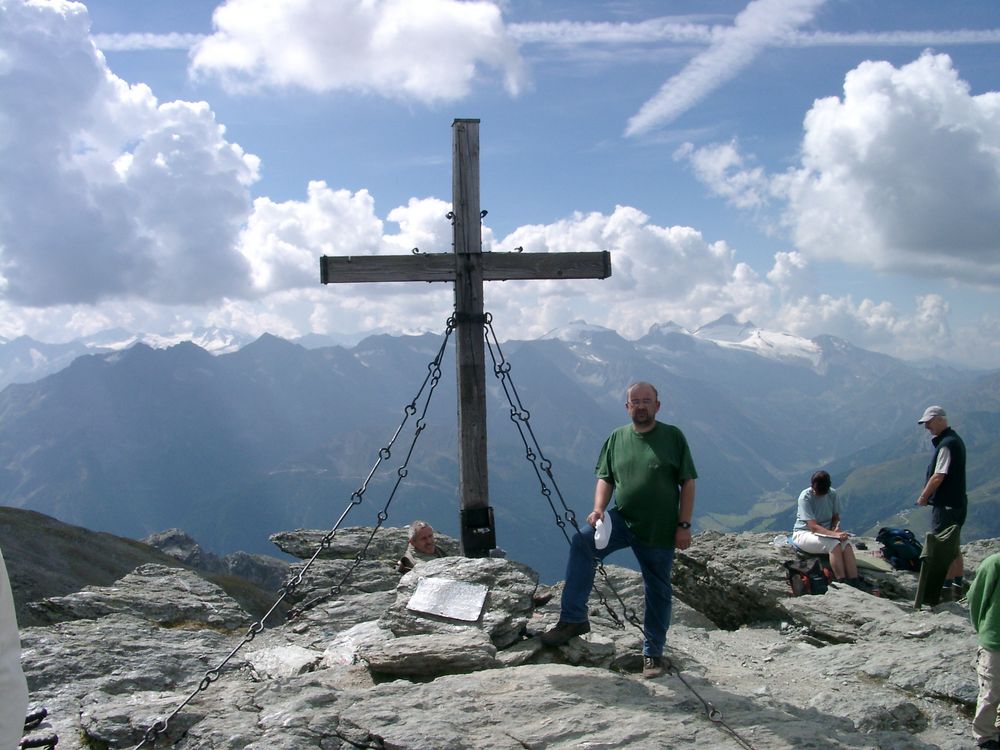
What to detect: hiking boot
<box><xmin>642</xmin><ymin>656</ymin><xmax>665</xmax><ymax>679</ymax></box>
<box><xmin>540</xmin><ymin>620</ymin><xmax>590</xmax><ymax>646</ymax></box>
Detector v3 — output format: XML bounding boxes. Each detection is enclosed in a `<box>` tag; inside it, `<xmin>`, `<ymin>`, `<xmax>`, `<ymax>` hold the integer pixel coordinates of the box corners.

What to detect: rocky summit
<box><xmin>14</xmin><ymin>526</ymin><xmax>999</xmax><ymax>749</ymax></box>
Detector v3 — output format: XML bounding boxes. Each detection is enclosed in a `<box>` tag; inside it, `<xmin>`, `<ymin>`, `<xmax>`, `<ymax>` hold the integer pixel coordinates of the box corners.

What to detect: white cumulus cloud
<box><xmin>0</xmin><ymin>0</ymin><xmax>260</xmax><ymax>307</ymax></box>
<box><xmin>682</xmin><ymin>52</ymin><xmax>1000</xmax><ymax>290</ymax></box>
<box><xmin>777</xmin><ymin>52</ymin><xmax>1000</xmax><ymax>285</ymax></box>
<box><xmin>189</xmin><ymin>0</ymin><xmax>527</xmax><ymax>101</ymax></box>
<box><xmin>484</xmin><ymin>206</ymin><xmax>772</xmax><ymax>339</ymax></box>
<box><xmin>674</xmin><ymin>140</ymin><xmax>771</xmax><ymax>209</ymax></box>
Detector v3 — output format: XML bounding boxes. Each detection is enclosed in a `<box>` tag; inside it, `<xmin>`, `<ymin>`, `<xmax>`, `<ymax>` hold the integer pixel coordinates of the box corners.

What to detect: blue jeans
<box><xmin>559</xmin><ymin>508</ymin><xmax>675</xmax><ymax>657</ymax></box>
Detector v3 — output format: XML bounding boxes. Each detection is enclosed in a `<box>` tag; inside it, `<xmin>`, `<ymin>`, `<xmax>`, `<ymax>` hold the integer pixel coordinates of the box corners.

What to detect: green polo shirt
<box><xmin>970</xmin><ymin>552</ymin><xmax>1000</xmax><ymax>651</ymax></box>
<box><xmin>595</xmin><ymin>421</ymin><xmax>697</xmax><ymax>548</ymax></box>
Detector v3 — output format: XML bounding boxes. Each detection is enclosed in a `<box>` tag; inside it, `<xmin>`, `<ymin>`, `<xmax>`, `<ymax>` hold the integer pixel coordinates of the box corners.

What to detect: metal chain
<box><xmin>482</xmin><ymin>314</ymin><xmax>757</xmax><ymax>750</ymax></box>
<box><xmin>662</xmin><ymin>657</ymin><xmax>757</xmax><ymax>750</ymax></box>
<box><xmin>483</xmin><ymin>314</ymin><xmax>634</xmax><ymax>629</ymax></box>
<box><xmin>131</xmin><ymin>319</ymin><xmax>456</xmax><ymax>749</ymax></box>
<box><xmin>288</xmin><ymin>319</ymin><xmax>454</xmax><ymax>616</ymax></box>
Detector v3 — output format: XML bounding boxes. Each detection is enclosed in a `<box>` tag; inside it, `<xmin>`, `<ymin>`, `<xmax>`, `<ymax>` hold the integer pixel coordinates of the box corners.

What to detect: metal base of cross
<box><xmin>460</xmin><ymin>505</ymin><xmax>496</xmax><ymax>557</ymax></box>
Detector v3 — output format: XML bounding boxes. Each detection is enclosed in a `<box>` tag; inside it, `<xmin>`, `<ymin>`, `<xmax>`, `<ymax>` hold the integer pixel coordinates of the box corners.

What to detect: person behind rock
<box><xmin>969</xmin><ymin>552</ymin><xmax>1000</xmax><ymax>750</ymax></box>
<box><xmin>541</xmin><ymin>381</ymin><xmax>697</xmax><ymax>680</ymax></box>
<box><xmin>1</xmin><ymin>546</ymin><xmax>29</xmax><ymax>750</ymax></box>
<box><xmin>916</xmin><ymin>405</ymin><xmax>968</xmax><ymax>599</ymax></box>
<box><xmin>397</xmin><ymin>520</ymin><xmax>446</xmax><ymax>574</ymax></box>
<box><xmin>792</xmin><ymin>470</ymin><xmax>863</xmax><ymax>588</ymax></box>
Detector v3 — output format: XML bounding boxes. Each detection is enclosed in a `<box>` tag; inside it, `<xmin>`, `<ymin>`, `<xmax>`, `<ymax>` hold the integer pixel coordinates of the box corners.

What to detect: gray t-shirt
<box><xmin>793</xmin><ymin>487</ymin><xmax>840</xmax><ymax>531</ymax></box>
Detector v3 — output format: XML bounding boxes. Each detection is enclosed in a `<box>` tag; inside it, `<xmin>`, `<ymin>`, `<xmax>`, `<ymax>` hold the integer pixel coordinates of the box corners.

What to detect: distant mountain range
<box><xmin>0</xmin><ymin>327</ymin><xmax>387</xmax><ymax>391</ymax></box>
<box><xmin>1</xmin><ymin>318</ymin><xmax>998</xmax><ymax>581</ymax></box>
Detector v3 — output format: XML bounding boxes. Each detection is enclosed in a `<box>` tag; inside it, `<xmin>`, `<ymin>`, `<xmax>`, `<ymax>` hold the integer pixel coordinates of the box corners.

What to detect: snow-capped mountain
<box><xmin>539</xmin><ymin>320</ymin><xmax>619</xmax><ymax>342</ymax></box>
<box><xmin>692</xmin><ymin>314</ymin><xmax>822</xmax><ymax>368</ymax></box>
<box><xmin>80</xmin><ymin>327</ymin><xmax>254</xmax><ymax>355</ymax></box>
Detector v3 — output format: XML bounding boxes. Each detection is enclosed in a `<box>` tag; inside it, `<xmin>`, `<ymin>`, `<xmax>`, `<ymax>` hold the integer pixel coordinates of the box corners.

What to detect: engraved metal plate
<box><xmin>406</xmin><ymin>577</ymin><xmax>488</xmax><ymax>622</ymax></box>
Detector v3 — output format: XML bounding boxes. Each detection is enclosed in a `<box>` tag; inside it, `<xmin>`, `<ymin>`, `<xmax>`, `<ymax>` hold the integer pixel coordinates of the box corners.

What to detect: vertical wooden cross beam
<box><xmin>320</xmin><ymin>118</ymin><xmax>611</xmax><ymax>557</ymax></box>
<box><xmin>451</xmin><ymin>120</ymin><xmax>492</xmax><ymax>557</ymax></box>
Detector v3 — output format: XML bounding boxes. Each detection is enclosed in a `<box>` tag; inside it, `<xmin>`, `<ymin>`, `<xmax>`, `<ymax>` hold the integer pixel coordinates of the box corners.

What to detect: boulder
<box><xmin>379</xmin><ymin>556</ymin><xmax>538</xmax><ymax>649</ymax></box>
<box><xmin>26</xmin><ymin>564</ymin><xmax>249</xmax><ymax>630</ymax></box>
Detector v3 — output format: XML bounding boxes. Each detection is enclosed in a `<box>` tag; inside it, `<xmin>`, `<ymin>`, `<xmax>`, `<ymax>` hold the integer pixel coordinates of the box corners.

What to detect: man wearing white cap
<box><xmin>916</xmin><ymin>405</ymin><xmax>968</xmax><ymax>596</ymax></box>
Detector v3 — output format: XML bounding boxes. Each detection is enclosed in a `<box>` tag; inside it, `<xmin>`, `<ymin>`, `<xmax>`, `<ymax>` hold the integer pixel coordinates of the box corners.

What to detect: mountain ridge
<box><xmin>1</xmin><ymin>323</ymin><xmax>998</xmax><ymax>581</ymax></box>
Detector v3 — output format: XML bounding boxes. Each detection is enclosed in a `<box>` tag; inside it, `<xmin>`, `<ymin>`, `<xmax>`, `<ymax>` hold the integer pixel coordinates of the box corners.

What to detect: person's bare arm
<box><xmin>588</xmin><ymin>478</ymin><xmax>614</xmax><ymax>527</ymax></box>
<box><xmin>917</xmin><ymin>473</ymin><xmax>945</xmax><ymax>506</ymax></box>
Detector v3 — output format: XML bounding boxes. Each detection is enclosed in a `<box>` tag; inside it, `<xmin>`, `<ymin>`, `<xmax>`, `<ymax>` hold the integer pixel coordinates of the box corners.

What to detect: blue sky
<box><xmin>2</xmin><ymin>0</ymin><xmax>1000</xmax><ymax>367</ymax></box>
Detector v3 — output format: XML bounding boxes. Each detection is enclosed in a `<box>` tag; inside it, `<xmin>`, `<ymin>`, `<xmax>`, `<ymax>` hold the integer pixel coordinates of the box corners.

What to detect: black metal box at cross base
<box><xmin>460</xmin><ymin>506</ymin><xmax>496</xmax><ymax>558</ymax></box>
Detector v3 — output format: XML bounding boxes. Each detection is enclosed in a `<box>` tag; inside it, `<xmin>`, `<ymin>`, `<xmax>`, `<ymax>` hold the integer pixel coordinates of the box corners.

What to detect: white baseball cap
<box><xmin>918</xmin><ymin>405</ymin><xmax>946</xmax><ymax>424</ymax></box>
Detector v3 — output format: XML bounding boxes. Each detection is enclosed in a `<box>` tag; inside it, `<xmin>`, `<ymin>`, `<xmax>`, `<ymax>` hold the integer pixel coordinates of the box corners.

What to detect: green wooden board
<box><xmin>856</xmin><ymin>554</ymin><xmax>893</xmax><ymax>572</ymax></box>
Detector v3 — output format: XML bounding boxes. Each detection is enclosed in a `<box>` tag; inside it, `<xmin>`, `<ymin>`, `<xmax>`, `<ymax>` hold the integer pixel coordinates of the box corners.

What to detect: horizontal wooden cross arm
<box><xmin>320</xmin><ymin>250</ymin><xmax>612</xmax><ymax>284</ymax></box>
<box><xmin>482</xmin><ymin>251</ymin><xmax>611</xmax><ymax>281</ymax></box>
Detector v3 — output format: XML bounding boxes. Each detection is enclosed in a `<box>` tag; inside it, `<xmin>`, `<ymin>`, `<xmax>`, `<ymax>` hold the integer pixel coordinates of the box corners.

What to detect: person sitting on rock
<box><xmin>397</xmin><ymin>520</ymin><xmax>446</xmax><ymax>574</ymax></box>
<box><xmin>792</xmin><ymin>470</ymin><xmax>864</xmax><ymax>588</ymax></box>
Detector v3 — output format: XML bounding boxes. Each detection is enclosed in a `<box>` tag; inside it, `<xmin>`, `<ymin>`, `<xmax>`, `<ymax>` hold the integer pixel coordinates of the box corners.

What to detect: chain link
<box><xmin>131</xmin><ymin>319</ymin><xmax>456</xmax><ymax>749</ymax></box>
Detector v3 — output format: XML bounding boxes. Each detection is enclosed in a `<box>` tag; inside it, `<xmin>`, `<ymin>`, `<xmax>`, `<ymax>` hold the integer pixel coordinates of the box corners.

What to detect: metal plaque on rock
<box><xmin>406</xmin><ymin>577</ymin><xmax>489</xmax><ymax>622</ymax></box>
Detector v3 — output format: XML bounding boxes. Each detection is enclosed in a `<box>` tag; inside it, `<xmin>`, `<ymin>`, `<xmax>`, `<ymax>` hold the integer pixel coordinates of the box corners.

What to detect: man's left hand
<box><xmin>675</xmin><ymin>527</ymin><xmax>692</xmax><ymax>550</ymax></box>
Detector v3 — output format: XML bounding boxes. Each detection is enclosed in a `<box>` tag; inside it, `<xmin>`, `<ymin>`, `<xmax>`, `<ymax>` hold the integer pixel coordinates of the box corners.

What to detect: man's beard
<box><xmin>631</xmin><ymin>410</ymin><xmax>654</xmax><ymax>427</ymax></box>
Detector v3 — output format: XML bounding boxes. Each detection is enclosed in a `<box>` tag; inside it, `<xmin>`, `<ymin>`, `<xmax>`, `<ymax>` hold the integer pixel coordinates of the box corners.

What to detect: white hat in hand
<box><xmin>594</xmin><ymin>511</ymin><xmax>612</xmax><ymax>550</ymax></box>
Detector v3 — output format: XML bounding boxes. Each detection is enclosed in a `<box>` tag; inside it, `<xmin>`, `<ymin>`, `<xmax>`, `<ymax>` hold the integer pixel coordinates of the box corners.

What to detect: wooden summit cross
<box><xmin>320</xmin><ymin>119</ymin><xmax>611</xmax><ymax>557</ymax></box>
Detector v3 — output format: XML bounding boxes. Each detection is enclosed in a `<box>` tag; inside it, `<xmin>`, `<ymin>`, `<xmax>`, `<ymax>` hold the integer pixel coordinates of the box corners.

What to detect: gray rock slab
<box><xmin>245</xmin><ymin>644</ymin><xmax>324</xmax><ymax>679</ymax></box>
<box><xmin>269</xmin><ymin>525</ymin><xmax>459</xmax><ymax>561</ymax></box>
<box><xmin>321</xmin><ymin>620</ymin><xmax>395</xmax><ymax>667</ymax></box>
<box><xmin>26</xmin><ymin>563</ymin><xmax>249</xmax><ymax>630</ymax></box>
<box><xmin>359</xmin><ymin>629</ymin><xmax>499</xmax><ymax>677</ymax></box>
<box><xmin>379</xmin><ymin>556</ymin><xmax>537</xmax><ymax>649</ymax></box>
<box><xmin>282</xmin><ymin>557</ymin><xmax>400</xmax><ymax>603</ymax></box>
<box><xmin>287</xmin><ymin>589</ymin><xmax>397</xmax><ymax>643</ymax></box>
<box><xmin>20</xmin><ymin>613</ymin><xmax>239</xmax><ymax>750</ymax></box>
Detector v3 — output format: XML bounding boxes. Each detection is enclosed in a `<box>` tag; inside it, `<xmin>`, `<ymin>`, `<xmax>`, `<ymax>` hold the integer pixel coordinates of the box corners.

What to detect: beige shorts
<box><xmin>792</xmin><ymin>530</ymin><xmax>850</xmax><ymax>555</ymax></box>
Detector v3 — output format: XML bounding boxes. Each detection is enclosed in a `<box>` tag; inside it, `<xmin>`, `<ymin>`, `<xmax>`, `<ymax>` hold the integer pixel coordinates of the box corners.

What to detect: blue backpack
<box><xmin>876</xmin><ymin>527</ymin><xmax>923</xmax><ymax>571</ymax></box>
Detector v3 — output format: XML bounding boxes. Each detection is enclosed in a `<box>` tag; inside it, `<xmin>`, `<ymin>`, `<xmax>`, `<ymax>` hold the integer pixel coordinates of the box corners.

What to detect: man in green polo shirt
<box><xmin>541</xmin><ymin>381</ymin><xmax>697</xmax><ymax>679</ymax></box>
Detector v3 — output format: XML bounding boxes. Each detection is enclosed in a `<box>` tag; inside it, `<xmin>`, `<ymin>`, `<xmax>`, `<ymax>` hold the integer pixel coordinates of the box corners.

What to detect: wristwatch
<box><xmin>677</xmin><ymin>521</ymin><xmax>691</xmax><ymax>529</ymax></box>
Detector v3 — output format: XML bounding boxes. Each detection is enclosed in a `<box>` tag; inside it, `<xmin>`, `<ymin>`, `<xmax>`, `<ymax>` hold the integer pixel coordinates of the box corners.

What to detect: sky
<box><xmin>1</xmin><ymin>0</ymin><xmax>1000</xmax><ymax>367</ymax></box>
